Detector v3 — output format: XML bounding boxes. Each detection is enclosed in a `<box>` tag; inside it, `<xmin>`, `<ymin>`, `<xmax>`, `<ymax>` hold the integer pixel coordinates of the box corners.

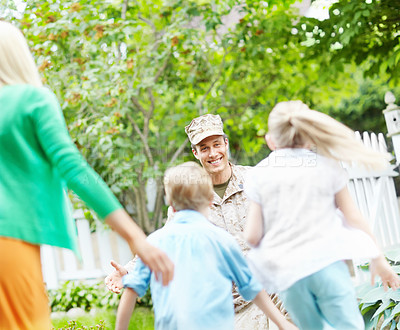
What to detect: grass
<box><xmin>51</xmin><ymin>306</ymin><xmax>154</xmax><ymax>330</ymax></box>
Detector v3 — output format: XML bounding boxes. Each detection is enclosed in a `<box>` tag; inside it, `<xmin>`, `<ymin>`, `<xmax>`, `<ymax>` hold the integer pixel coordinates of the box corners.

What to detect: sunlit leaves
<box><xmin>299</xmin><ymin>0</ymin><xmax>400</xmax><ymax>81</ymax></box>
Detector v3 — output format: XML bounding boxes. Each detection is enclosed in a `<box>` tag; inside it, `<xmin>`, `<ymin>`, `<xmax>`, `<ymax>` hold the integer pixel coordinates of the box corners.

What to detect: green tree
<box><xmin>2</xmin><ymin>0</ymin><xmax>354</xmax><ymax>231</ymax></box>
<box><xmin>321</xmin><ymin>76</ymin><xmax>400</xmax><ymax>134</ymax></box>
<box><xmin>300</xmin><ymin>0</ymin><xmax>400</xmax><ymax>82</ymax></box>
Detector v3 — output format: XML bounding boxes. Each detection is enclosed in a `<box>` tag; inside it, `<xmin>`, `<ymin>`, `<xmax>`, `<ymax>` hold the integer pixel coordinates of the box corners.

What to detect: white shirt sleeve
<box><xmin>330</xmin><ymin>160</ymin><xmax>348</xmax><ymax>194</ymax></box>
<box><xmin>244</xmin><ymin>168</ymin><xmax>262</xmax><ymax>204</ymax></box>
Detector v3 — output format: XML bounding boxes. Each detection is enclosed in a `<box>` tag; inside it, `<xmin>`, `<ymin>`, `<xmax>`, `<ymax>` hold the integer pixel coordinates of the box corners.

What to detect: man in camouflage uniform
<box><xmin>106</xmin><ymin>114</ymin><xmax>286</xmax><ymax>329</ymax></box>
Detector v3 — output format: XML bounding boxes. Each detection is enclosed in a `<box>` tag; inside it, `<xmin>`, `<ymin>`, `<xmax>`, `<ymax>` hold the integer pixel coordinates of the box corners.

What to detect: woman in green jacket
<box><xmin>0</xmin><ymin>21</ymin><xmax>173</xmax><ymax>329</ymax></box>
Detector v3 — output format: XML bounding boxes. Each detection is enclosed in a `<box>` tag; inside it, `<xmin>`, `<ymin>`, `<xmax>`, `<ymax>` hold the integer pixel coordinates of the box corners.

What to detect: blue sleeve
<box><xmin>220</xmin><ymin>233</ymin><xmax>262</xmax><ymax>301</ymax></box>
<box><xmin>122</xmin><ymin>257</ymin><xmax>152</xmax><ymax>298</ymax></box>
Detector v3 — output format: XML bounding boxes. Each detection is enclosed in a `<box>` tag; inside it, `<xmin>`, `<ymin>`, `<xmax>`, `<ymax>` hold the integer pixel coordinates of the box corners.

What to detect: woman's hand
<box><xmin>135</xmin><ymin>239</ymin><xmax>174</xmax><ymax>286</ymax></box>
<box><xmin>370</xmin><ymin>255</ymin><xmax>400</xmax><ymax>291</ymax></box>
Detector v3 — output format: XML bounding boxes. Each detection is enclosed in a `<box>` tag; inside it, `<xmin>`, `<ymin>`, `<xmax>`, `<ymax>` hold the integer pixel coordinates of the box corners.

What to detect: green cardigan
<box><xmin>0</xmin><ymin>84</ymin><xmax>122</xmax><ymax>254</ymax></box>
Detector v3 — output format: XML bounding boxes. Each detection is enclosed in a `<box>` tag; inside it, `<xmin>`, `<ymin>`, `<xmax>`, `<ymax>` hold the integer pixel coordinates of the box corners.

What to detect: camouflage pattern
<box><xmin>208</xmin><ymin>164</ymin><xmax>252</xmax><ymax>312</ymax></box>
<box><xmin>209</xmin><ymin>164</ymin><xmax>251</xmax><ymax>254</ymax></box>
<box><xmin>184</xmin><ymin>114</ymin><xmax>224</xmax><ymax>145</ymax></box>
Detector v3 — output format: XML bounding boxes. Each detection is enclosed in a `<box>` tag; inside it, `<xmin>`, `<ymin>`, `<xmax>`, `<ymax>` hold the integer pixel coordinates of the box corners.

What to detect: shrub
<box><xmin>357</xmin><ymin>249</ymin><xmax>400</xmax><ymax>329</ymax></box>
<box><xmin>48</xmin><ymin>280</ymin><xmax>152</xmax><ymax>312</ymax></box>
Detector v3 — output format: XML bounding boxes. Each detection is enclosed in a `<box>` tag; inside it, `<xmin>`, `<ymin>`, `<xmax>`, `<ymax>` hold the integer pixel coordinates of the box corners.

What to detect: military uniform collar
<box><xmin>213</xmin><ymin>163</ymin><xmax>244</xmax><ymax>205</ymax></box>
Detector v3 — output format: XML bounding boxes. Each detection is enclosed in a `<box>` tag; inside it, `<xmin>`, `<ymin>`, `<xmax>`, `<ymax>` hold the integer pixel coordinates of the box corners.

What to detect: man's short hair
<box><xmin>164</xmin><ymin>162</ymin><xmax>213</xmax><ymax>211</ymax></box>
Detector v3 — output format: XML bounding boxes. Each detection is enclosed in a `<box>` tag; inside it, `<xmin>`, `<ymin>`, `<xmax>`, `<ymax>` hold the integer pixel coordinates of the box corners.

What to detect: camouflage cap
<box><xmin>185</xmin><ymin>114</ymin><xmax>225</xmax><ymax>145</ymax></box>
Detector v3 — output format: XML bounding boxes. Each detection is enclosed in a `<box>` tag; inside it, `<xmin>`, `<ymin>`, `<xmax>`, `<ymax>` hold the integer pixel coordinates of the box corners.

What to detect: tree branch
<box><xmin>197</xmin><ymin>49</ymin><xmax>228</xmax><ymax>115</ymax></box>
<box><xmin>169</xmin><ymin>138</ymin><xmax>189</xmax><ymax>166</ymax></box>
<box><xmin>130</xmin><ymin>95</ymin><xmax>146</xmax><ymax>115</ymax></box>
<box><xmin>152</xmin><ymin>179</ymin><xmax>165</xmax><ymax>230</ymax></box>
<box><xmin>138</xmin><ymin>15</ymin><xmax>156</xmax><ymax>35</ymax></box>
<box><xmin>147</xmin><ymin>87</ymin><xmax>155</xmax><ymax>113</ymax></box>
<box><xmin>127</xmin><ymin>113</ymin><xmax>154</xmax><ymax>166</ymax></box>
<box><xmin>154</xmin><ymin>52</ymin><xmax>171</xmax><ymax>82</ymax></box>
<box><xmin>122</xmin><ymin>0</ymin><xmax>128</xmax><ymax>19</ymax></box>
<box><xmin>141</xmin><ymin>52</ymin><xmax>171</xmax><ymax>138</ymax></box>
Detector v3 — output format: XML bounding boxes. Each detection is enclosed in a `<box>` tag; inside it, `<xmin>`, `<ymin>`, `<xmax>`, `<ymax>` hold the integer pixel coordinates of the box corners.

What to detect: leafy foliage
<box><xmin>49</xmin><ymin>281</ymin><xmax>119</xmax><ymax>312</ymax></box>
<box><xmin>357</xmin><ymin>249</ymin><xmax>400</xmax><ymax>329</ymax></box>
<box><xmin>322</xmin><ymin>78</ymin><xmax>400</xmax><ymax>134</ymax></box>
<box><xmin>48</xmin><ymin>280</ymin><xmax>152</xmax><ymax>312</ymax></box>
<box><xmin>300</xmin><ymin>0</ymin><xmax>400</xmax><ymax>82</ymax></box>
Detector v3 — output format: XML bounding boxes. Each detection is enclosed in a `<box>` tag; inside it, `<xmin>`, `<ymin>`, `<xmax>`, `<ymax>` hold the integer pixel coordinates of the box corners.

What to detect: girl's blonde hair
<box><xmin>0</xmin><ymin>21</ymin><xmax>42</xmax><ymax>87</ymax></box>
<box><xmin>268</xmin><ymin>100</ymin><xmax>390</xmax><ymax>170</ymax></box>
<box><xmin>164</xmin><ymin>161</ymin><xmax>213</xmax><ymax>211</ymax></box>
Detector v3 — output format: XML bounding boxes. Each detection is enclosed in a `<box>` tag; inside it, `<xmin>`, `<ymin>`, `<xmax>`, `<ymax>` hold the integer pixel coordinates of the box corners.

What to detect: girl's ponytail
<box><xmin>268</xmin><ymin>100</ymin><xmax>390</xmax><ymax>170</ymax></box>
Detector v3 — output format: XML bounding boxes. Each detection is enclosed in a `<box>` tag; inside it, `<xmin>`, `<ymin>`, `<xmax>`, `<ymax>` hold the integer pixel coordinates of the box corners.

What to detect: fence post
<box><xmin>41</xmin><ymin>245</ymin><xmax>59</xmax><ymax>289</ymax></box>
<box><xmin>383</xmin><ymin>91</ymin><xmax>400</xmax><ymax>164</ymax></box>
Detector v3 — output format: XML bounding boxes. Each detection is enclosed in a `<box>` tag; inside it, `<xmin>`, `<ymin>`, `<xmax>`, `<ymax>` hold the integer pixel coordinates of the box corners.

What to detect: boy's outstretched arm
<box><xmin>244</xmin><ymin>201</ymin><xmax>264</xmax><ymax>246</ymax></box>
<box><xmin>105</xmin><ymin>207</ymin><xmax>176</xmax><ymax>293</ymax></box>
<box><xmin>253</xmin><ymin>290</ymin><xmax>298</xmax><ymax>330</ymax></box>
<box><xmin>335</xmin><ymin>187</ymin><xmax>400</xmax><ymax>291</ymax></box>
<box><xmin>106</xmin><ymin>209</ymin><xmax>174</xmax><ymax>286</ymax></box>
<box><xmin>116</xmin><ymin>288</ymin><xmax>138</xmax><ymax>330</ymax></box>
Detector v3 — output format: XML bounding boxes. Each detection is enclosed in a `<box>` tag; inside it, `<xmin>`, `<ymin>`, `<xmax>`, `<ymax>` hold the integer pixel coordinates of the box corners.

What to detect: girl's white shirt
<box><xmin>245</xmin><ymin>148</ymin><xmax>379</xmax><ymax>293</ymax></box>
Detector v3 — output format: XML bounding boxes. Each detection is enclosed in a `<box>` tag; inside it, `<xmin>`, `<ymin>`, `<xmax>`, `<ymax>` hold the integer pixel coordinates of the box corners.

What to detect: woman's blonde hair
<box><xmin>0</xmin><ymin>21</ymin><xmax>42</xmax><ymax>87</ymax></box>
<box><xmin>268</xmin><ymin>100</ymin><xmax>390</xmax><ymax>170</ymax></box>
<box><xmin>164</xmin><ymin>161</ymin><xmax>213</xmax><ymax>211</ymax></box>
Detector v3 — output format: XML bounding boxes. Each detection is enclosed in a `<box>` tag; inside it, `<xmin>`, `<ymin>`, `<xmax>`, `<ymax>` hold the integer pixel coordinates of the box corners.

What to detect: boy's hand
<box><xmin>104</xmin><ymin>209</ymin><xmax>174</xmax><ymax>286</ymax></box>
<box><xmin>105</xmin><ymin>260</ymin><xmax>127</xmax><ymax>294</ymax></box>
<box><xmin>370</xmin><ymin>255</ymin><xmax>400</xmax><ymax>291</ymax></box>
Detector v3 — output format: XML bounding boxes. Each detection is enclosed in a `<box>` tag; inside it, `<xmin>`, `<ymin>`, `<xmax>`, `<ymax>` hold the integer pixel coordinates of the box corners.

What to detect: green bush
<box><xmin>48</xmin><ymin>280</ymin><xmax>152</xmax><ymax>312</ymax></box>
<box><xmin>357</xmin><ymin>249</ymin><xmax>400</xmax><ymax>329</ymax></box>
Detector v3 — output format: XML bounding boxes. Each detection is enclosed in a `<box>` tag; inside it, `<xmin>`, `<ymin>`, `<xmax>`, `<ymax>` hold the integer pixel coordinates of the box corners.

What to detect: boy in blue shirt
<box><xmin>116</xmin><ymin>162</ymin><xmax>295</xmax><ymax>330</ymax></box>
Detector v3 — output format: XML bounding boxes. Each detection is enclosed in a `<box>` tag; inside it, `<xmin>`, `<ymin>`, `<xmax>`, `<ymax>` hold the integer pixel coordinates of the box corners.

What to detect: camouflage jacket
<box><xmin>209</xmin><ymin>164</ymin><xmax>251</xmax><ymax>256</ymax></box>
<box><xmin>208</xmin><ymin>163</ymin><xmax>252</xmax><ymax>312</ymax></box>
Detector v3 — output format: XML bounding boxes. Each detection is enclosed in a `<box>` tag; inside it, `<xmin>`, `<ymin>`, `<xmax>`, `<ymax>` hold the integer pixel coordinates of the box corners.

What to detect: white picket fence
<box><xmin>344</xmin><ymin>132</ymin><xmax>400</xmax><ymax>283</ymax></box>
<box><xmin>346</xmin><ymin>132</ymin><xmax>400</xmax><ymax>248</ymax></box>
<box><xmin>41</xmin><ymin>209</ymin><xmax>133</xmax><ymax>290</ymax></box>
<box><xmin>41</xmin><ymin>131</ymin><xmax>400</xmax><ymax>289</ymax></box>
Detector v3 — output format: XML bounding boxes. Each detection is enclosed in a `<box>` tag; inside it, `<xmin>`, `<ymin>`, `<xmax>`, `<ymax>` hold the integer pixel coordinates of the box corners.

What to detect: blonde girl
<box><xmin>244</xmin><ymin>100</ymin><xmax>400</xmax><ymax>329</ymax></box>
<box><xmin>0</xmin><ymin>21</ymin><xmax>173</xmax><ymax>329</ymax></box>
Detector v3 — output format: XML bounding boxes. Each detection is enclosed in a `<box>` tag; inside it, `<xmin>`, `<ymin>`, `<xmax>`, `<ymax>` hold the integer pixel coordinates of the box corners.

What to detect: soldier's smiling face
<box><xmin>192</xmin><ymin>135</ymin><xmax>229</xmax><ymax>176</ymax></box>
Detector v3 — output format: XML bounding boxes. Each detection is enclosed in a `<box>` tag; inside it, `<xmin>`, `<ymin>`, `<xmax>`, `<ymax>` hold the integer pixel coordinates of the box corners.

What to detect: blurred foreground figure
<box><xmin>244</xmin><ymin>100</ymin><xmax>400</xmax><ymax>329</ymax></box>
<box><xmin>0</xmin><ymin>21</ymin><xmax>173</xmax><ymax>330</ymax></box>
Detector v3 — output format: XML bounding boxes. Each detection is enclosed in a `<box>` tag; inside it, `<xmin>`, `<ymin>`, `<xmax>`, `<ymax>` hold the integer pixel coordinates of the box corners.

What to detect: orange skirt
<box><xmin>0</xmin><ymin>237</ymin><xmax>51</xmax><ymax>330</ymax></box>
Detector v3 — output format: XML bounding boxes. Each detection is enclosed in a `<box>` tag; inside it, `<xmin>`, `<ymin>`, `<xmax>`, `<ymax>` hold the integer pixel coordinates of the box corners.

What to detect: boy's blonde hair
<box><xmin>0</xmin><ymin>21</ymin><xmax>42</xmax><ymax>87</ymax></box>
<box><xmin>268</xmin><ymin>100</ymin><xmax>390</xmax><ymax>170</ymax></box>
<box><xmin>164</xmin><ymin>162</ymin><xmax>213</xmax><ymax>211</ymax></box>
